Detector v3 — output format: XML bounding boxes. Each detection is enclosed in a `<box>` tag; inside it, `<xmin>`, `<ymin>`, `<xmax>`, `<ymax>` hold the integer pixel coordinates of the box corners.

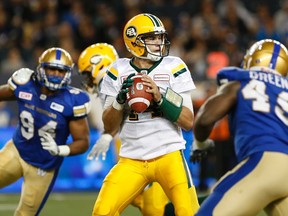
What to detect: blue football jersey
<box><xmin>8</xmin><ymin>72</ymin><xmax>90</xmax><ymax>170</ymax></box>
<box><xmin>217</xmin><ymin>67</ymin><xmax>288</xmax><ymax>162</ymax></box>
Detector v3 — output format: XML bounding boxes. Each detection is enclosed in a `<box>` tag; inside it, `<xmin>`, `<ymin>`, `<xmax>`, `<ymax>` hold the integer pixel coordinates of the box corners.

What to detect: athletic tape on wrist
<box><xmin>58</xmin><ymin>145</ymin><xmax>70</xmax><ymax>156</ymax></box>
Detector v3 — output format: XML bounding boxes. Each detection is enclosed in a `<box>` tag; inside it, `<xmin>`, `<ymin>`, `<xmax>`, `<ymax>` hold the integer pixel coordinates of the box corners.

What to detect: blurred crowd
<box><xmin>0</xmin><ymin>0</ymin><xmax>285</xmax><ymax>125</ymax></box>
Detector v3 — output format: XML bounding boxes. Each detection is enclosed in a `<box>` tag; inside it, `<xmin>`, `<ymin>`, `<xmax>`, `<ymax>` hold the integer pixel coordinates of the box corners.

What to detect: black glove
<box><xmin>189</xmin><ymin>139</ymin><xmax>215</xmax><ymax>164</ymax></box>
<box><xmin>116</xmin><ymin>73</ymin><xmax>135</xmax><ymax>104</ymax></box>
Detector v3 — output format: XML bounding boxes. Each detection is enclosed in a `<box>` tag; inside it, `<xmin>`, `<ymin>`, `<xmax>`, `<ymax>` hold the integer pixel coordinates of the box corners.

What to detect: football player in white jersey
<box><xmin>78</xmin><ymin>43</ymin><xmax>181</xmax><ymax>215</ymax></box>
<box><xmin>0</xmin><ymin>47</ymin><xmax>91</xmax><ymax>215</ymax></box>
<box><xmin>190</xmin><ymin>39</ymin><xmax>288</xmax><ymax>216</ymax></box>
<box><xmin>78</xmin><ymin>43</ymin><xmax>119</xmax><ymax>160</ymax></box>
<box><xmin>91</xmin><ymin>13</ymin><xmax>200</xmax><ymax>216</ymax></box>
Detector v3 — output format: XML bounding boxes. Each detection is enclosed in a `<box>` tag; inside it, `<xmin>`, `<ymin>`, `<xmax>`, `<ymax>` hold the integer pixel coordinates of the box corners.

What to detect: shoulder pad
<box><xmin>73</xmin><ymin>91</ymin><xmax>91</xmax><ymax>117</ymax></box>
<box><xmin>12</xmin><ymin>68</ymin><xmax>34</xmax><ymax>85</ymax></box>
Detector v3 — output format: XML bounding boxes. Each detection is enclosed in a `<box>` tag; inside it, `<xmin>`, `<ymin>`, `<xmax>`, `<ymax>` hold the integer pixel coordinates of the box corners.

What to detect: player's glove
<box><xmin>40</xmin><ymin>132</ymin><xmax>70</xmax><ymax>156</ymax></box>
<box><xmin>190</xmin><ymin>139</ymin><xmax>215</xmax><ymax>163</ymax></box>
<box><xmin>87</xmin><ymin>133</ymin><xmax>113</xmax><ymax>161</ymax></box>
<box><xmin>116</xmin><ymin>73</ymin><xmax>135</xmax><ymax>104</ymax></box>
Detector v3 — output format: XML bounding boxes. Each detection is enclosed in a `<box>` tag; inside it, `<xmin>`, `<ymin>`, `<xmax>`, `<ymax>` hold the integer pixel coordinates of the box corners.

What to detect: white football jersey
<box><xmin>101</xmin><ymin>56</ymin><xmax>196</xmax><ymax>160</ymax></box>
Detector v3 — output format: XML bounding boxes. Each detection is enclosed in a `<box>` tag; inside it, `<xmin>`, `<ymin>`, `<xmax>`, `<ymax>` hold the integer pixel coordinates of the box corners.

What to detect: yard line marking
<box><xmin>0</xmin><ymin>204</ymin><xmax>17</xmax><ymax>211</ymax></box>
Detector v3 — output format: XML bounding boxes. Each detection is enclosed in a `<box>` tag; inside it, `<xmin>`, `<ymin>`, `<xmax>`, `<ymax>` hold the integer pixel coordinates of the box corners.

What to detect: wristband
<box><xmin>159</xmin><ymin>88</ymin><xmax>183</xmax><ymax>122</ymax></box>
<box><xmin>58</xmin><ymin>145</ymin><xmax>70</xmax><ymax>156</ymax></box>
<box><xmin>112</xmin><ymin>99</ymin><xmax>124</xmax><ymax>111</ymax></box>
<box><xmin>193</xmin><ymin>139</ymin><xmax>214</xmax><ymax>150</ymax></box>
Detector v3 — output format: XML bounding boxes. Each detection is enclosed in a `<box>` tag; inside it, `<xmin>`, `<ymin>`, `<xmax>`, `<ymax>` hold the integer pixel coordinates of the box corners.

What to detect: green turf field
<box><xmin>0</xmin><ymin>192</ymin><xmax>267</xmax><ymax>216</ymax></box>
<box><xmin>0</xmin><ymin>192</ymin><xmax>141</xmax><ymax>216</ymax></box>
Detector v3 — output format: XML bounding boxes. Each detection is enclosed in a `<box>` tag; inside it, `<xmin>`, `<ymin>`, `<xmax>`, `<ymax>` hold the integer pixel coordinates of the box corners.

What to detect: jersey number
<box><xmin>242</xmin><ymin>80</ymin><xmax>288</xmax><ymax>126</ymax></box>
<box><xmin>20</xmin><ymin>110</ymin><xmax>57</xmax><ymax>140</ymax></box>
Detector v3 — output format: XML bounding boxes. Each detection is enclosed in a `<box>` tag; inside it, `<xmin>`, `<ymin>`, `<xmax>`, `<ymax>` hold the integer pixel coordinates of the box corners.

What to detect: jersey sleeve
<box><xmin>100</xmin><ymin>61</ymin><xmax>123</xmax><ymax>97</ymax></box>
<box><xmin>100</xmin><ymin>73</ymin><xmax>119</xmax><ymax>97</ymax></box>
<box><xmin>67</xmin><ymin>88</ymin><xmax>91</xmax><ymax>119</ymax></box>
<box><xmin>168</xmin><ymin>57</ymin><xmax>195</xmax><ymax>93</ymax></box>
<box><xmin>217</xmin><ymin>67</ymin><xmax>248</xmax><ymax>86</ymax></box>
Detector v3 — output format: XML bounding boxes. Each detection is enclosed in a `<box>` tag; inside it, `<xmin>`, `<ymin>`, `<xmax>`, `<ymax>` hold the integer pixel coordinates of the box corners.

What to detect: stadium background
<box><xmin>0</xmin><ymin>0</ymin><xmax>283</xmax><ymax>215</ymax></box>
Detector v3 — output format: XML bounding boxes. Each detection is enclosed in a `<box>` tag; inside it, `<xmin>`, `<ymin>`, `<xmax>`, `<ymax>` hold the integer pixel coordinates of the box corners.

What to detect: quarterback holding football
<box><xmin>91</xmin><ymin>13</ymin><xmax>199</xmax><ymax>216</ymax></box>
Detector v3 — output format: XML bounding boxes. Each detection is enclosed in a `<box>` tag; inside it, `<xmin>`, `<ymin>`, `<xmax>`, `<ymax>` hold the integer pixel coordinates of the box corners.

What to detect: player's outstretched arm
<box><xmin>0</xmin><ymin>84</ymin><xmax>16</xmax><ymax>101</ymax></box>
<box><xmin>194</xmin><ymin>81</ymin><xmax>240</xmax><ymax>141</ymax></box>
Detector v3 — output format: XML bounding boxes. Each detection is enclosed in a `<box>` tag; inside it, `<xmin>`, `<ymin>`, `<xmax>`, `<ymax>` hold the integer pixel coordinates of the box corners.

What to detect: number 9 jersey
<box><xmin>8</xmin><ymin>68</ymin><xmax>90</xmax><ymax>170</ymax></box>
<box><xmin>217</xmin><ymin>67</ymin><xmax>288</xmax><ymax>162</ymax></box>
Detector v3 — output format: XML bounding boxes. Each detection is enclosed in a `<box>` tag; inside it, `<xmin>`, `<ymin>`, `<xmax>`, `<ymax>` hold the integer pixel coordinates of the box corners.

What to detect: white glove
<box><xmin>40</xmin><ymin>132</ymin><xmax>70</xmax><ymax>156</ymax></box>
<box><xmin>87</xmin><ymin>133</ymin><xmax>113</xmax><ymax>161</ymax></box>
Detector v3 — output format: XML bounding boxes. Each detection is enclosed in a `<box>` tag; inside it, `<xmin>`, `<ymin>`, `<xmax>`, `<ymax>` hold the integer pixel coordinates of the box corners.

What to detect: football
<box><xmin>127</xmin><ymin>74</ymin><xmax>153</xmax><ymax>113</ymax></box>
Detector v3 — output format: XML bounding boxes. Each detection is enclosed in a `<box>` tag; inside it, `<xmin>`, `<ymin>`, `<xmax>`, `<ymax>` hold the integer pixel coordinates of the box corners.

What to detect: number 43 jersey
<box><xmin>217</xmin><ymin>67</ymin><xmax>288</xmax><ymax>162</ymax></box>
<box><xmin>8</xmin><ymin>69</ymin><xmax>90</xmax><ymax>170</ymax></box>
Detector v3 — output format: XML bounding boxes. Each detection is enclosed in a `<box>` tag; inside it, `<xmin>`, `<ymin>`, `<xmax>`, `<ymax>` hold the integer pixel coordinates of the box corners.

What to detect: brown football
<box><xmin>127</xmin><ymin>74</ymin><xmax>153</xmax><ymax>113</ymax></box>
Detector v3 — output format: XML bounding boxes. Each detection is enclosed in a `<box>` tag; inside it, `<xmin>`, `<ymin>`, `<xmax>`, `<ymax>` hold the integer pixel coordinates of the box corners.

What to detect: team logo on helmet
<box><xmin>126</xmin><ymin>26</ymin><xmax>137</xmax><ymax>38</ymax></box>
<box><xmin>90</xmin><ymin>55</ymin><xmax>102</xmax><ymax>65</ymax></box>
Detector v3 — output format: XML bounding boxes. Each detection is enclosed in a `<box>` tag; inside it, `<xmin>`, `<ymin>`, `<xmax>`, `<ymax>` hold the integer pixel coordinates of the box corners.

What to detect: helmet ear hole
<box><xmin>131</xmin><ymin>42</ymin><xmax>137</xmax><ymax>47</ymax></box>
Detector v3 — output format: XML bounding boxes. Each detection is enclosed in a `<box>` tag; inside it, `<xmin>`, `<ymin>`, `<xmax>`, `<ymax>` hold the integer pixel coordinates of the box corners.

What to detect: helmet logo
<box><xmin>136</xmin><ymin>83</ymin><xmax>143</xmax><ymax>90</ymax></box>
<box><xmin>126</xmin><ymin>26</ymin><xmax>137</xmax><ymax>38</ymax></box>
<box><xmin>90</xmin><ymin>55</ymin><xmax>102</xmax><ymax>65</ymax></box>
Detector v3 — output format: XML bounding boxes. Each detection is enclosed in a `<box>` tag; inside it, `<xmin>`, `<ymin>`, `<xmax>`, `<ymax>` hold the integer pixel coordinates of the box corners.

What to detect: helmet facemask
<box><xmin>37</xmin><ymin>64</ymin><xmax>72</xmax><ymax>91</ymax></box>
<box><xmin>137</xmin><ymin>32</ymin><xmax>170</xmax><ymax>61</ymax></box>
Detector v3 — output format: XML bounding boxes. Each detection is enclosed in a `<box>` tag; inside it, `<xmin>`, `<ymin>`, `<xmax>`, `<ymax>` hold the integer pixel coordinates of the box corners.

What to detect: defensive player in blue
<box><xmin>0</xmin><ymin>47</ymin><xmax>91</xmax><ymax>216</ymax></box>
<box><xmin>190</xmin><ymin>39</ymin><xmax>288</xmax><ymax>216</ymax></box>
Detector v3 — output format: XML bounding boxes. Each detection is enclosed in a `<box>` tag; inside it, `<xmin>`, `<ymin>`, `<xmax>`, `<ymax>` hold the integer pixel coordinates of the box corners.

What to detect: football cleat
<box><xmin>36</xmin><ymin>47</ymin><xmax>74</xmax><ymax>90</ymax></box>
<box><xmin>242</xmin><ymin>39</ymin><xmax>288</xmax><ymax>77</ymax></box>
<box><xmin>123</xmin><ymin>13</ymin><xmax>170</xmax><ymax>61</ymax></box>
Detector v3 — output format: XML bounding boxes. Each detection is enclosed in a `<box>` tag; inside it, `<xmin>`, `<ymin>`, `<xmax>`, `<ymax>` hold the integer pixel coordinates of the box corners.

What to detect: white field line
<box><xmin>0</xmin><ymin>204</ymin><xmax>17</xmax><ymax>211</ymax></box>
